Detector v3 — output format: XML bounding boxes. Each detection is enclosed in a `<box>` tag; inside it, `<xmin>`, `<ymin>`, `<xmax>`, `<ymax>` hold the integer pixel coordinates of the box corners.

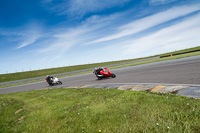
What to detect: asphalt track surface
<box><xmin>1</xmin><ymin>55</ymin><xmax>200</xmax><ymax>94</ymax></box>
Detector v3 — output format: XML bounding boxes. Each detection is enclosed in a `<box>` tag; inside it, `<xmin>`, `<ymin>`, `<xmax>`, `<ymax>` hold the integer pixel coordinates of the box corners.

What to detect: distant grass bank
<box><xmin>0</xmin><ymin>88</ymin><xmax>200</xmax><ymax>132</ymax></box>
<box><xmin>109</xmin><ymin>51</ymin><xmax>200</xmax><ymax>69</ymax></box>
<box><xmin>0</xmin><ymin>46</ymin><xmax>200</xmax><ymax>83</ymax></box>
<box><xmin>160</xmin><ymin>46</ymin><xmax>200</xmax><ymax>57</ymax></box>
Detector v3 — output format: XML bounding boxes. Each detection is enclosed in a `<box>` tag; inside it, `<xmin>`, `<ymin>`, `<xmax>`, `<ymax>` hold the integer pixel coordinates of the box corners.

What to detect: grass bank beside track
<box><xmin>0</xmin><ymin>57</ymin><xmax>157</xmax><ymax>83</ymax></box>
<box><xmin>160</xmin><ymin>46</ymin><xmax>200</xmax><ymax>57</ymax></box>
<box><xmin>0</xmin><ymin>46</ymin><xmax>200</xmax><ymax>84</ymax></box>
<box><xmin>109</xmin><ymin>51</ymin><xmax>200</xmax><ymax>69</ymax></box>
<box><xmin>0</xmin><ymin>88</ymin><xmax>199</xmax><ymax>132</ymax></box>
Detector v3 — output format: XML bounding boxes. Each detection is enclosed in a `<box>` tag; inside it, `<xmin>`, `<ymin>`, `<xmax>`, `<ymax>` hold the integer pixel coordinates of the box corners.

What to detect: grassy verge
<box><xmin>0</xmin><ymin>88</ymin><xmax>200</xmax><ymax>132</ymax></box>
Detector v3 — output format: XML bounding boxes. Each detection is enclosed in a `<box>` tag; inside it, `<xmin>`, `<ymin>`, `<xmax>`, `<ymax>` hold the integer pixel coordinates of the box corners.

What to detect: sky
<box><xmin>0</xmin><ymin>0</ymin><xmax>200</xmax><ymax>74</ymax></box>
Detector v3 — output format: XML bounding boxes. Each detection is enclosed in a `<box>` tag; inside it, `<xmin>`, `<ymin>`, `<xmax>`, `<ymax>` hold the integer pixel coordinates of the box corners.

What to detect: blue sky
<box><xmin>0</xmin><ymin>0</ymin><xmax>200</xmax><ymax>74</ymax></box>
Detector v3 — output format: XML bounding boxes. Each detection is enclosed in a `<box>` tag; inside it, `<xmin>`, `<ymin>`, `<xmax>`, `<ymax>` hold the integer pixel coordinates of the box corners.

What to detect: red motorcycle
<box><xmin>93</xmin><ymin>67</ymin><xmax>116</xmax><ymax>80</ymax></box>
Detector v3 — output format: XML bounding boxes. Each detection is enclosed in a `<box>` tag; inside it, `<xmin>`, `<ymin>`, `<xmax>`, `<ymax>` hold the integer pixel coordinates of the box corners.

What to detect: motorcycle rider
<box><xmin>46</xmin><ymin>75</ymin><xmax>53</xmax><ymax>83</ymax></box>
<box><xmin>95</xmin><ymin>67</ymin><xmax>101</xmax><ymax>75</ymax></box>
<box><xmin>94</xmin><ymin>67</ymin><xmax>105</xmax><ymax>76</ymax></box>
<box><xmin>99</xmin><ymin>68</ymin><xmax>104</xmax><ymax>75</ymax></box>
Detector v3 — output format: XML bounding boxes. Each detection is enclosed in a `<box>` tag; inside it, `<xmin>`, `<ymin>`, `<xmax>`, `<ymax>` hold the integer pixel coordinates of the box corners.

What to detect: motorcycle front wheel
<box><xmin>58</xmin><ymin>81</ymin><xmax>62</xmax><ymax>84</ymax></box>
<box><xmin>111</xmin><ymin>74</ymin><xmax>116</xmax><ymax>78</ymax></box>
<box><xmin>97</xmin><ymin>77</ymin><xmax>102</xmax><ymax>80</ymax></box>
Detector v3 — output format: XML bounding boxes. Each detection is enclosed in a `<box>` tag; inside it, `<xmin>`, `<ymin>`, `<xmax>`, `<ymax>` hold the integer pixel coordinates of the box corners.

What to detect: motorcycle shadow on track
<box><xmin>94</xmin><ymin>77</ymin><xmax>116</xmax><ymax>81</ymax></box>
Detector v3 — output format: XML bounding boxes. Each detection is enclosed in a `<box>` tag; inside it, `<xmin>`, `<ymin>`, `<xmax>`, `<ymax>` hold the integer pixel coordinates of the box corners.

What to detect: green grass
<box><xmin>0</xmin><ymin>88</ymin><xmax>200</xmax><ymax>133</ymax></box>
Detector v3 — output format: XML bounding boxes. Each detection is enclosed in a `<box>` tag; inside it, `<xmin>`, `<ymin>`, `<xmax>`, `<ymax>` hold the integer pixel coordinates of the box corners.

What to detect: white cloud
<box><xmin>36</xmin><ymin>26</ymin><xmax>89</xmax><ymax>54</ymax></box>
<box><xmin>49</xmin><ymin>0</ymin><xmax>130</xmax><ymax>17</ymax></box>
<box><xmin>17</xmin><ymin>32</ymin><xmax>41</xmax><ymax>49</ymax></box>
<box><xmin>35</xmin><ymin>13</ymin><xmax>123</xmax><ymax>54</ymax></box>
<box><xmin>150</xmin><ymin>0</ymin><xmax>177</xmax><ymax>5</ymax></box>
<box><xmin>33</xmin><ymin>5</ymin><xmax>200</xmax><ymax>64</ymax></box>
<box><xmin>0</xmin><ymin>23</ymin><xmax>43</xmax><ymax>49</ymax></box>
<box><xmin>122</xmin><ymin>13</ymin><xmax>200</xmax><ymax>56</ymax></box>
<box><xmin>91</xmin><ymin>4</ymin><xmax>200</xmax><ymax>43</ymax></box>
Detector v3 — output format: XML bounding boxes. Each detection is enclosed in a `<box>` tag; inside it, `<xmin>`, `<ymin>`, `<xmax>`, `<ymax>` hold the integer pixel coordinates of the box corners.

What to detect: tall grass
<box><xmin>0</xmin><ymin>88</ymin><xmax>199</xmax><ymax>132</ymax></box>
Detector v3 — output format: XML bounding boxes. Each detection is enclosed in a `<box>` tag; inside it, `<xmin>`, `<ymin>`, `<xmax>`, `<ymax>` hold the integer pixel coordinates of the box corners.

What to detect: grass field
<box><xmin>0</xmin><ymin>88</ymin><xmax>200</xmax><ymax>133</ymax></box>
<box><xmin>1</xmin><ymin>46</ymin><xmax>199</xmax><ymax>83</ymax></box>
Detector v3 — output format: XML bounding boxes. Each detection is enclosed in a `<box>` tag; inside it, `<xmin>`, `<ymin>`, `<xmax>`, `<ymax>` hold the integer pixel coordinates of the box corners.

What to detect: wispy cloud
<box><xmin>33</xmin><ymin>4</ymin><xmax>200</xmax><ymax>63</ymax></box>
<box><xmin>149</xmin><ymin>0</ymin><xmax>177</xmax><ymax>5</ymax></box>
<box><xmin>122</xmin><ymin>12</ymin><xmax>200</xmax><ymax>56</ymax></box>
<box><xmin>34</xmin><ymin>26</ymin><xmax>91</xmax><ymax>58</ymax></box>
<box><xmin>34</xmin><ymin>13</ymin><xmax>123</xmax><ymax>54</ymax></box>
<box><xmin>0</xmin><ymin>23</ymin><xmax>43</xmax><ymax>49</ymax></box>
<box><xmin>16</xmin><ymin>31</ymin><xmax>41</xmax><ymax>49</ymax></box>
<box><xmin>46</xmin><ymin>0</ymin><xmax>130</xmax><ymax>18</ymax></box>
<box><xmin>91</xmin><ymin>4</ymin><xmax>200</xmax><ymax>43</ymax></box>
<box><xmin>2</xmin><ymin>0</ymin><xmax>200</xmax><ymax>74</ymax></box>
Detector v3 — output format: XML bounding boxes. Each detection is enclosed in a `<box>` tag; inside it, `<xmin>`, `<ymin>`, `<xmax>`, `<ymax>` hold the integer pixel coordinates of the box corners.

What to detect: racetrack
<box><xmin>1</xmin><ymin>55</ymin><xmax>200</xmax><ymax>94</ymax></box>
